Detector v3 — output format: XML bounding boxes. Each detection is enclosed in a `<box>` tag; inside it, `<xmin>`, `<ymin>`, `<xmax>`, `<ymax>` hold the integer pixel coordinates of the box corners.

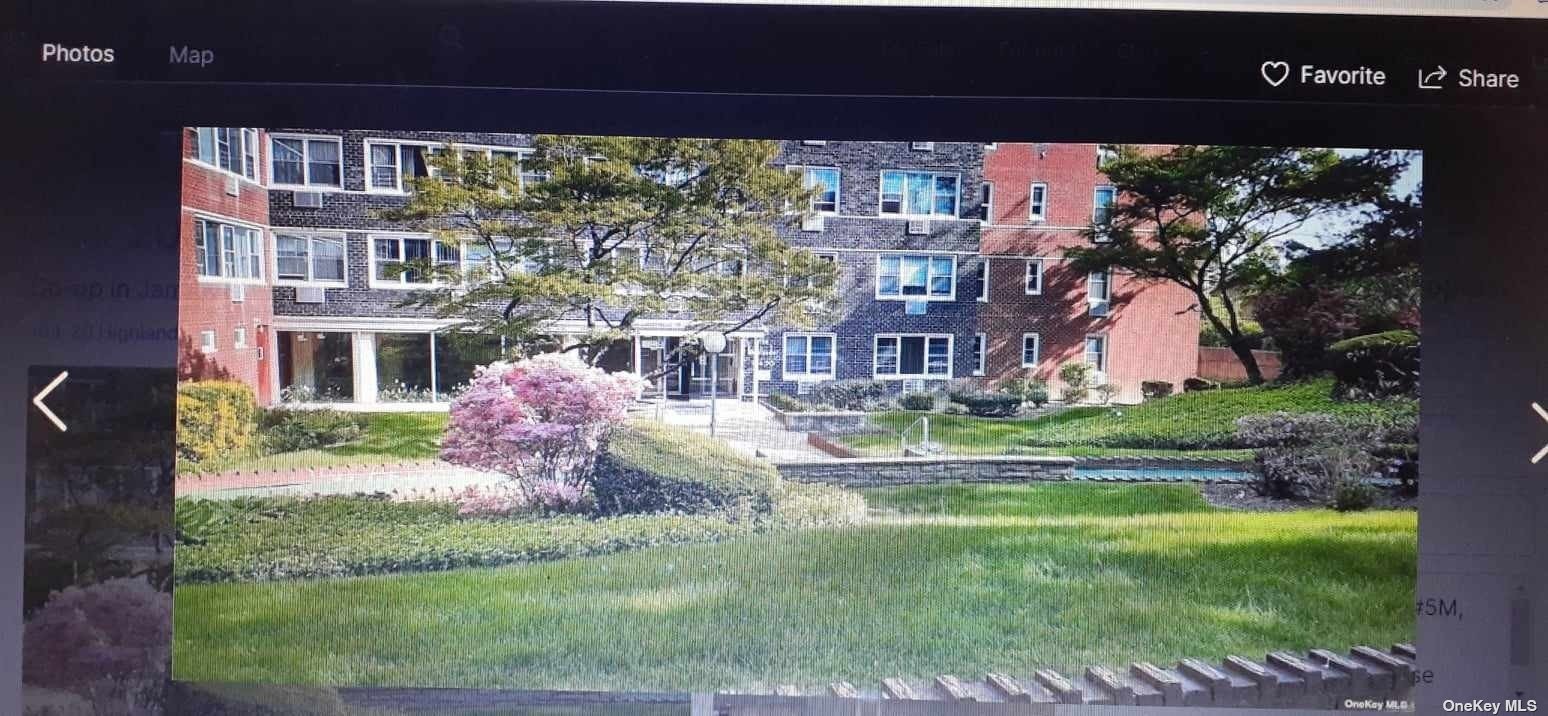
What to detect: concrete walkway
<box><xmin>178</xmin><ymin>462</ymin><xmax>508</xmax><ymax>500</ymax></box>
<box><xmin>636</xmin><ymin>398</ymin><xmax>833</xmax><ymax>462</ymax></box>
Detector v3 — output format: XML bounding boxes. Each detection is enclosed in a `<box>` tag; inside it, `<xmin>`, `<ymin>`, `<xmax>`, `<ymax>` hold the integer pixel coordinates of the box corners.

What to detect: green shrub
<box><xmin>1002</xmin><ymin>377</ymin><xmax>1050</xmax><ymax>407</ymax></box>
<box><xmin>1141</xmin><ymin>381</ymin><xmax>1174</xmax><ymax>400</ymax></box>
<box><xmin>593</xmin><ymin>421</ymin><xmax>782</xmax><ymax>515</ymax></box>
<box><xmin>258</xmin><ymin>409</ymin><xmax>366</xmax><ymax>453</ymax></box>
<box><xmin>1329</xmin><ymin>330</ymin><xmax>1419</xmax><ymax>400</ymax></box>
<box><xmin>1331</xmin><ymin>478</ymin><xmax>1378</xmax><ymax>512</ymax></box>
<box><xmin>765</xmin><ymin>392</ymin><xmax>807</xmax><ymax>413</ymax></box>
<box><xmin>1058</xmin><ymin>363</ymin><xmax>1093</xmax><ymax>403</ymax></box>
<box><xmin>899</xmin><ymin>392</ymin><xmax>935</xmax><ymax>411</ymax></box>
<box><xmin>807</xmin><ymin>379</ymin><xmax>890</xmax><ymax>411</ymax></box>
<box><xmin>949</xmin><ymin>391</ymin><xmax>1020</xmax><ymax>417</ymax></box>
<box><xmin>1183</xmin><ymin>377</ymin><xmax>1220</xmax><ymax>392</ymax></box>
<box><xmin>176</xmin><ymin>381</ymin><xmax>259</xmax><ymax>465</ymax></box>
<box><xmin>1091</xmin><ymin>384</ymin><xmax>1119</xmax><ymax>405</ymax></box>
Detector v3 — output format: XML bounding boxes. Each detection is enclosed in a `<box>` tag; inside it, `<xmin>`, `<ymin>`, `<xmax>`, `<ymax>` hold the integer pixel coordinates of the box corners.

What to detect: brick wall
<box><xmin>177</xmin><ymin>128</ymin><xmax>275</xmax><ymax>403</ymax></box>
<box><xmin>980</xmin><ymin>143</ymin><xmax>1197</xmax><ymax>403</ymax></box>
<box><xmin>1197</xmin><ymin>346</ymin><xmax>1284</xmax><ymax>383</ymax></box>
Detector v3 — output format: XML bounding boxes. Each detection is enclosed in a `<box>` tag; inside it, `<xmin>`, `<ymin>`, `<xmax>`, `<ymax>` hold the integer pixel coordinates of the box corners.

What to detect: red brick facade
<box><xmin>980</xmin><ymin>143</ymin><xmax>1198</xmax><ymax>403</ymax></box>
<box><xmin>177</xmin><ymin>128</ymin><xmax>275</xmax><ymax>403</ymax></box>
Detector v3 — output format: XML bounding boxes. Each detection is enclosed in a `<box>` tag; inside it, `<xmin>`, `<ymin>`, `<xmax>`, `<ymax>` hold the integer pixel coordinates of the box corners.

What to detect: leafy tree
<box><xmin>1066</xmin><ymin>146</ymin><xmax>1410</xmax><ymax>384</ymax></box>
<box><xmin>381</xmin><ymin>136</ymin><xmax>838</xmax><ymax>371</ymax></box>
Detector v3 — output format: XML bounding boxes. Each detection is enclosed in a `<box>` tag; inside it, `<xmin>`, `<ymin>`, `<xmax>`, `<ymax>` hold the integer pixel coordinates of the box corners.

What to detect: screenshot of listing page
<box><xmin>0</xmin><ymin>2</ymin><xmax>1545</xmax><ymax>714</ymax></box>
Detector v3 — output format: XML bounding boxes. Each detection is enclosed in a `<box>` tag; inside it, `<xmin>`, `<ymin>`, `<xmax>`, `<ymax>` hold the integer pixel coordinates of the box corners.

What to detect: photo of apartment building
<box><xmin>177</xmin><ymin>129</ymin><xmax>1198</xmax><ymax>407</ymax></box>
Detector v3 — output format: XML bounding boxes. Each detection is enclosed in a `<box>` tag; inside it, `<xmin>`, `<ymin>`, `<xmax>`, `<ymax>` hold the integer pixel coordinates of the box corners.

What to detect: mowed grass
<box><xmin>180</xmin><ymin>412</ymin><xmax>447</xmax><ymax>475</ymax></box>
<box><xmin>174</xmin><ymin>483</ymin><xmax>1415</xmax><ymax>692</ymax></box>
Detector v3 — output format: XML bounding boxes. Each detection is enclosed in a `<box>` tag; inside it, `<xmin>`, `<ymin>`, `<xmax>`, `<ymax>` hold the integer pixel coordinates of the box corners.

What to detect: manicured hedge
<box><xmin>176</xmin><ymin>381</ymin><xmax>259</xmax><ymax>465</ymax></box>
<box><xmin>1329</xmin><ymin>330</ymin><xmax>1419</xmax><ymax>400</ymax></box>
<box><xmin>174</xmin><ymin>495</ymin><xmax>758</xmax><ymax>583</ymax></box>
<box><xmin>948</xmin><ymin>391</ymin><xmax>1020</xmax><ymax>417</ymax></box>
<box><xmin>593</xmin><ymin>421</ymin><xmax>782</xmax><ymax>515</ymax></box>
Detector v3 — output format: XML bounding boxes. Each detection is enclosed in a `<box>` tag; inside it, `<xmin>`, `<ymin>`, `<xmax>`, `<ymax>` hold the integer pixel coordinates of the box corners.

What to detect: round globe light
<box><xmin>700</xmin><ymin>332</ymin><xmax>728</xmax><ymax>354</ymax></box>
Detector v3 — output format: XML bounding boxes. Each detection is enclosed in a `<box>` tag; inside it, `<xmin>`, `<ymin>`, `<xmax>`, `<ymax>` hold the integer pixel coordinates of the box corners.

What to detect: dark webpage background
<box><xmin>1</xmin><ymin>10</ymin><xmax>1546</xmax><ymax>712</ymax></box>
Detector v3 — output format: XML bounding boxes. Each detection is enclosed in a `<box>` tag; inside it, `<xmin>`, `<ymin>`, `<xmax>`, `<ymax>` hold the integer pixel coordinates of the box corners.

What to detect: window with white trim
<box><xmin>233</xmin><ymin>328</ymin><xmax>247</xmax><ymax>349</ymax></box>
<box><xmin>1088</xmin><ymin>270</ymin><xmax>1111</xmax><ymax>303</ymax></box>
<box><xmin>977</xmin><ymin>260</ymin><xmax>989</xmax><ymax>302</ymax></box>
<box><xmin>199</xmin><ymin>330</ymin><xmax>217</xmax><ymax>354</ymax></box>
<box><xmin>1093</xmin><ymin>186</ymin><xmax>1116</xmax><ymax>225</ymax></box>
<box><xmin>193</xmin><ymin>128</ymin><xmax>259</xmax><ymax>181</ymax></box>
<box><xmin>789</xmin><ymin>252</ymin><xmax>838</xmax><ymax>289</ymax></box>
<box><xmin>877</xmin><ymin>254</ymin><xmax>954</xmax><ymax>299</ymax></box>
<box><xmin>1022</xmin><ymin>333</ymin><xmax>1041</xmax><ymax>368</ymax></box>
<box><xmin>1085</xmin><ymin>334</ymin><xmax>1108</xmax><ymax>372</ymax></box>
<box><xmin>787</xmin><ymin>166</ymin><xmax>840</xmax><ymax>213</ymax></box>
<box><xmin>194</xmin><ymin>219</ymin><xmax>263</xmax><ymax>281</ymax></box>
<box><xmin>1024</xmin><ymin>259</ymin><xmax>1043</xmax><ymax>295</ymax></box>
<box><xmin>372</xmin><ymin>236</ymin><xmax>460</xmax><ymax>287</ymax></box>
<box><xmin>366</xmin><ymin>140</ymin><xmax>436</xmax><ymax>192</ymax></box>
<box><xmin>271</xmin><ymin>136</ymin><xmax>342</xmax><ymax>187</ymax></box>
<box><xmin>980</xmin><ymin>182</ymin><xmax>994</xmax><ymax>222</ymax></box>
<box><xmin>879</xmin><ymin>170</ymin><xmax>959</xmax><ymax>217</ymax></box>
<box><xmin>972</xmin><ymin>334</ymin><xmax>986</xmax><ymax>375</ymax></box>
<box><xmin>874</xmin><ymin>334</ymin><xmax>952</xmax><ymax>378</ymax></box>
<box><xmin>1029</xmin><ymin>182</ymin><xmax>1048</xmax><ymax>222</ymax></box>
<box><xmin>783</xmin><ymin>333</ymin><xmax>836</xmax><ymax>378</ymax></box>
<box><xmin>1097</xmin><ymin>145</ymin><xmax>1118</xmax><ymax>168</ymax></box>
<box><xmin>275</xmin><ymin>234</ymin><xmax>346</xmax><ymax>284</ymax></box>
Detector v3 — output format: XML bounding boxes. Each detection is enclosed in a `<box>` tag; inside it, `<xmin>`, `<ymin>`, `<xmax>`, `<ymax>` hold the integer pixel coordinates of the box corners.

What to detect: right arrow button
<box><xmin>1532</xmin><ymin>402</ymin><xmax>1548</xmax><ymax>464</ymax></box>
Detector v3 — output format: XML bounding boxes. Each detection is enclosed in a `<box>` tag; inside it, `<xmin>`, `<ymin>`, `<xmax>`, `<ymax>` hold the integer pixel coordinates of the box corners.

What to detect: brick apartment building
<box><xmin>177</xmin><ymin>129</ymin><xmax>1198</xmax><ymax>407</ymax></box>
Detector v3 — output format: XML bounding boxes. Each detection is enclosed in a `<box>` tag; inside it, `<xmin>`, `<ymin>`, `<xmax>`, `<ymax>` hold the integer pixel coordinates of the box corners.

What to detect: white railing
<box><xmin>900</xmin><ymin>415</ymin><xmax>930</xmax><ymax>455</ymax></box>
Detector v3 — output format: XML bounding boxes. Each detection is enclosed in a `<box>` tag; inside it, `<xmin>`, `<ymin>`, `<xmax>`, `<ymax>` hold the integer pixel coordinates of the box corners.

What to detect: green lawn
<box><xmin>175</xmin><ymin>483</ymin><xmax>1415</xmax><ymax>692</ymax></box>
<box><xmin>179</xmin><ymin>413</ymin><xmax>447</xmax><ymax>475</ymax></box>
<box><xmin>837</xmin><ymin>378</ymin><xmax>1415</xmax><ymax>456</ymax></box>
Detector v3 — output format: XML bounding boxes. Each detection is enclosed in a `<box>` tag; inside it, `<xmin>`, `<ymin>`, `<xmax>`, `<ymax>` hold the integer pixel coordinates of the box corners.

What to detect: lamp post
<box><xmin>701</xmin><ymin>332</ymin><xmax>728</xmax><ymax>437</ymax></box>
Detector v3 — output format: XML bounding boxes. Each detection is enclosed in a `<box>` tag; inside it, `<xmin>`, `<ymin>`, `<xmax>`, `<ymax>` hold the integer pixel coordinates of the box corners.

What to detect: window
<box><xmin>199</xmin><ymin>330</ymin><xmax>217</xmax><ymax>354</ymax></box>
<box><xmin>194</xmin><ymin>218</ymin><xmax>263</xmax><ymax>281</ymax></box>
<box><xmin>1022</xmin><ymin>333</ymin><xmax>1041</xmax><ymax>368</ymax></box>
<box><xmin>463</xmin><ymin>239</ymin><xmax>518</xmax><ymax>282</ymax></box>
<box><xmin>275</xmin><ymin>234</ymin><xmax>346</xmax><ymax>284</ymax></box>
<box><xmin>1024</xmin><ymin>259</ymin><xmax>1043</xmax><ymax>295</ymax></box>
<box><xmin>790</xmin><ymin>252</ymin><xmax>838</xmax><ymax>289</ymax></box>
<box><xmin>367</xmin><ymin>140</ymin><xmax>435</xmax><ymax>192</ymax></box>
<box><xmin>977</xmin><ymin>260</ymin><xmax>989</xmax><ymax>302</ymax></box>
<box><xmin>372</xmin><ymin>236</ymin><xmax>460</xmax><ymax>287</ymax></box>
<box><xmin>877</xmin><ymin>254</ymin><xmax>955</xmax><ymax>299</ymax></box>
<box><xmin>980</xmin><ymin>182</ymin><xmax>993</xmax><ymax>222</ymax></box>
<box><xmin>271</xmin><ymin>135</ymin><xmax>342</xmax><ymax>187</ymax></box>
<box><xmin>1093</xmin><ymin>186</ymin><xmax>1116</xmax><ymax>226</ymax></box>
<box><xmin>193</xmin><ymin>128</ymin><xmax>259</xmax><ymax>180</ymax></box>
<box><xmin>874</xmin><ymin>334</ymin><xmax>952</xmax><ymax>379</ymax></box>
<box><xmin>972</xmin><ymin>334</ymin><xmax>986</xmax><ymax>375</ymax></box>
<box><xmin>1097</xmin><ymin>145</ymin><xmax>1117</xmax><ymax>168</ymax></box>
<box><xmin>788</xmin><ymin>166</ymin><xmax>839</xmax><ymax>213</ymax></box>
<box><xmin>233</xmin><ymin>328</ymin><xmax>247</xmax><ymax>349</ymax></box>
<box><xmin>783</xmin><ymin>333</ymin><xmax>836</xmax><ymax>378</ymax></box>
<box><xmin>1029</xmin><ymin>182</ymin><xmax>1048</xmax><ymax>222</ymax></box>
<box><xmin>1085</xmin><ymin>334</ymin><xmax>1108</xmax><ymax>372</ymax></box>
<box><xmin>1088</xmin><ymin>270</ymin><xmax>1111</xmax><ymax>303</ymax></box>
<box><xmin>879</xmin><ymin>170</ymin><xmax>959</xmax><ymax>217</ymax></box>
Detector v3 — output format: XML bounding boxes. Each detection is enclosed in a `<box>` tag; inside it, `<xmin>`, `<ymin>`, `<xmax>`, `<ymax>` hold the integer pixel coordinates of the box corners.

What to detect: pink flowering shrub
<box><xmin>23</xmin><ymin>577</ymin><xmax>171</xmax><ymax>709</ymax></box>
<box><xmin>442</xmin><ymin>353</ymin><xmax>644</xmax><ymax>498</ymax></box>
<box><xmin>527</xmin><ymin>478</ymin><xmax>594</xmax><ymax>515</ymax></box>
<box><xmin>452</xmin><ymin>484</ymin><xmax>528</xmax><ymax>518</ymax></box>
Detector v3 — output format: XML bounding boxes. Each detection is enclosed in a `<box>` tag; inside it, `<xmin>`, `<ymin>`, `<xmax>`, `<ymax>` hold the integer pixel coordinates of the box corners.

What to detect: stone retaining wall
<box><xmin>774</xmin><ymin>455</ymin><xmax>1075</xmax><ymax>487</ymax></box>
<box><xmin>765</xmin><ymin>405</ymin><xmax>871</xmax><ymax>433</ymax></box>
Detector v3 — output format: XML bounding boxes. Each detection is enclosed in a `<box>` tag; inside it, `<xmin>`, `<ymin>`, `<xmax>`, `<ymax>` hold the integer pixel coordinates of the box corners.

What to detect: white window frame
<box><xmin>268</xmin><ymin>133</ymin><xmax>343</xmax><ymax>190</ymax></box>
<box><xmin>193</xmin><ymin>215</ymin><xmax>265</xmax><ymax>285</ymax></box>
<box><xmin>368</xmin><ymin>233</ymin><xmax>461</xmax><ymax>289</ymax></box>
<box><xmin>786</xmin><ymin>165</ymin><xmax>841</xmax><ymax>214</ymax></box>
<box><xmin>1024</xmin><ymin>259</ymin><xmax>1044</xmax><ymax>295</ymax></box>
<box><xmin>192</xmin><ymin>127</ymin><xmax>261</xmax><ymax>183</ymax></box>
<box><xmin>273</xmin><ymin>232</ymin><xmax>349</xmax><ymax>286</ymax></box>
<box><xmin>782</xmin><ymin>332</ymin><xmax>837</xmax><ymax>380</ymax></box>
<box><xmin>878</xmin><ymin>170</ymin><xmax>961</xmax><ymax>219</ymax></box>
<box><xmin>199</xmin><ymin>330</ymin><xmax>217</xmax><ymax>354</ymax></box>
<box><xmin>1085</xmin><ymin>334</ymin><xmax>1109</xmax><ymax>372</ymax></box>
<box><xmin>363</xmin><ymin>139</ymin><xmax>440</xmax><ymax>194</ymax></box>
<box><xmin>1097</xmin><ymin>145</ymin><xmax>1117</xmax><ymax>168</ymax></box>
<box><xmin>1088</xmin><ymin>269</ymin><xmax>1112</xmax><ymax>303</ymax></box>
<box><xmin>233</xmin><ymin>327</ymin><xmax>247</xmax><ymax>349</ymax></box>
<box><xmin>1021</xmin><ymin>333</ymin><xmax>1041</xmax><ymax>368</ymax></box>
<box><xmin>1093</xmin><ymin>185</ymin><xmax>1117</xmax><ymax>226</ymax></box>
<box><xmin>872</xmin><ymin>333</ymin><xmax>954</xmax><ymax>380</ymax></box>
<box><xmin>972</xmin><ymin>333</ymin><xmax>986</xmax><ymax>376</ymax></box>
<box><xmin>980</xmin><ymin>181</ymin><xmax>994</xmax><ymax>223</ymax></box>
<box><xmin>977</xmin><ymin>259</ymin><xmax>989</xmax><ymax>302</ymax></box>
<box><xmin>1029</xmin><ymin>182</ymin><xmax>1048</xmax><ymax>223</ymax></box>
<box><xmin>875</xmin><ymin>252</ymin><xmax>957</xmax><ymax>301</ymax></box>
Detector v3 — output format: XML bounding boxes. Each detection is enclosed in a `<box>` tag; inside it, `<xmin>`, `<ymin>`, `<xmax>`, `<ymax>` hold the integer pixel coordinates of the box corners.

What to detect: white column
<box><xmin>354</xmin><ymin>331</ymin><xmax>379</xmax><ymax>405</ymax></box>
<box><xmin>429</xmin><ymin>332</ymin><xmax>439</xmax><ymax>401</ymax></box>
<box><xmin>750</xmin><ymin>337</ymin><xmax>760</xmax><ymax>400</ymax></box>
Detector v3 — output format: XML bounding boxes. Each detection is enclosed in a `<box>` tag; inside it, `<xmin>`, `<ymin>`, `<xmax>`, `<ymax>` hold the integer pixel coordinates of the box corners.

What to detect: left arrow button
<box><xmin>32</xmin><ymin>370</ymin><xmax>68</xmax><ymax>432</ymax></box>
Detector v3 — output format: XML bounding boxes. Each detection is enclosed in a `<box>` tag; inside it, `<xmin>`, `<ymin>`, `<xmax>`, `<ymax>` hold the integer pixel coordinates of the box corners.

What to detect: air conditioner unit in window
<box><xmin>1089</xmin><ymin>301</ymin><xmax>1110</xmax><ymax>317</ymax></box>
<box><xmin>224</xmin><ymin>175</ymin><xmax>240</xmax><ymax>197</ymax></box>
<box><xmin>1034</xmin><ymin>143</ymin><xmax>1051</xmax><ymax>158</ymax></box>
<box><xmin>293</xmin><ymin>191</ymin><xmax>324</xmax><ymax>208</ymax></box>
<box><xmin>295</xmin><ymin>286</ymin><xmax>326</xmax><ymax>304</ymax></box>
<box><xmin>910</xmin><ymin>142</ymin><xmax>935</xmax><ymax>151</ymax></box>
<box><xmin>801</xmin><ymin>140</ymin><xmax>827</xmax><ymax>146</ymax></box>
<box><xmin>796</xmin><ymin>382</ymin><xmax>812</xmax><ymax>395</ymax></box>
<box><xmin>801</xmin><ymin>214</ymin><xmax>825</xmax><ymax>232</ymax></box>
<box><xmin>228</xmin><ymin>283</ymin><xmax>245</xmax><ymax>302</ymax></box>
<box><xmin>906</xmin><ymin>219</ymin><xmax>929</xmax><ymax>235</ymax></box>
<box><xmin>902</xmin><ymin>379</ymin><xmax>926</xmax><ymax>393</ymax></box>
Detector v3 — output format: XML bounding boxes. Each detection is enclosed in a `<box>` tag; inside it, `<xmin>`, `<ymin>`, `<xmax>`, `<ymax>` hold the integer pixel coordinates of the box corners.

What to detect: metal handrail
<box><xmin>900</xmin><ymin>415</ymin><xmax>930</xmax><ymax>455</ymax></box>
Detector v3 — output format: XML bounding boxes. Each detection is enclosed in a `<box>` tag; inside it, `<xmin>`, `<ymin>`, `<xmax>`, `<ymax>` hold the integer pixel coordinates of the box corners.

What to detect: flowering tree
<box><xmin>441</xmin><ymin>353</ymin><xmax>644</xmax><ymax>494</ymax></box>
<box><xmin>23</xmin><ymin>577</ymin><xmax>172</xmax><ymax>711</ymax></box>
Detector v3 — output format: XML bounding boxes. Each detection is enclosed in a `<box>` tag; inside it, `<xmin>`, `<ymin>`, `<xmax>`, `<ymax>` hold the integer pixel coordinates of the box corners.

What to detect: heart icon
<box><xmin>1260</xmin><ymin>61</ymin><xmax>1290</xmax><ymax>87</ymax></box>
